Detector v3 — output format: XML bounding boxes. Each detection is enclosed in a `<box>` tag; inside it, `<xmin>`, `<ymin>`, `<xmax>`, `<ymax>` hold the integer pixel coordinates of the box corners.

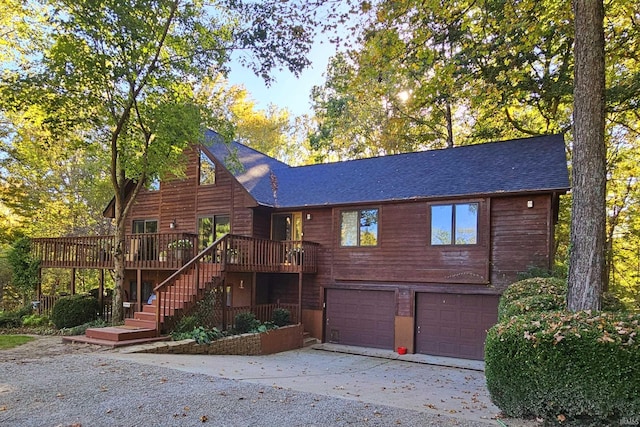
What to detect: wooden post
<box><xmin>221</xmin><ymin>275</ymin><xmax>227</xmax><ymax>330</ymax></box>
<box><xmin>136</xmin><ymin>269</ymin><xmax>142</xmax><ymax>309</ymax></box>
<box><xmin>251</xmin><ymin>272</ymin><xmax>257</xmax><ymax>307</ymax></box>
<box><xmin>70</xmin><ymin>268</ymin><xmax>76</xmax><ymax>295</ymax></box>
<box><xmin>36</xmin><ymin>268</ymin><xmax>42</xmax><ymax>315</ymax></box>
<box><xmin>297</xmin><ymin>272</ymin><xmax>302</xmax><ymax>325</ymax></box>
<box><xmin>98</xmin><ymin>269</ymin><xmax>105</xmax><ymax>313</ymax></box>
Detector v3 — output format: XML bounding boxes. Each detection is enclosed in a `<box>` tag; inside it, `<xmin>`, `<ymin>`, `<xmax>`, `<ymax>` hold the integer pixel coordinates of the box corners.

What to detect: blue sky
<box><xmin>227</xmin><ymin>38</ymin><xmax>339</xmax><ymax>117</ymax></box>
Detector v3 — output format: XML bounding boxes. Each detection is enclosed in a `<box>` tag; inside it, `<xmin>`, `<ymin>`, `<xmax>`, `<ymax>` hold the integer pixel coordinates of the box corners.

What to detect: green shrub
<box><xmin>173</xmin><ymin>315</ymin><xmax>199</xmax><ymax>334</ymax></box>
<box><xmin>602</xmin><ymin>292</ymin><xmax>626</xmax><ymax>312</ymax></box>
<box><xmin>272</xmin><ymin>308</ymin><xmax>291</xmax><ymax>327</ymax></box>
<box><xmin>51</xmin><ymin>295</ymin><xmax>100</xmax><ymax>329</ymax></box>
<box><xmin>234</xmin><ymin>312</ymin><xmax>260</xmax><ymax>334</ymax></box>
<box><xmin>172</xmin><ymin>326</ymin><xmax>225</xmax><ymax>344</ymax></box>
<box><xmin>21</xmin><ymin>314</ymin><xmax>50</xmax><ymax>327</ymax></box>
<box><xmin>498</xmin><ymin>277</ymin><xmax>567</xmax><ymax>321</ymax></box>
<box><xmin>485</xmin><ymin>310</ymin><xmax>640</xmax><ymax>425</ymax></box>
<box><xmin>59</xmin><ymin>319</ymin><xmax>107</xmax><ymax>336</ymax></box>
<box><xmin>0</xmin><ymin>306</ymin><xmax>33</xmax><ymax>328</ymax></box>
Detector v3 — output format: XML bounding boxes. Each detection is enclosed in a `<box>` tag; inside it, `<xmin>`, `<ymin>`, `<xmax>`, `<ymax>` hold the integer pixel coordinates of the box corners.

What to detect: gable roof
<box><xmin>204</xmin><ymin>131</ymin><xmax>570</xmax><ymax>209</ymax></box>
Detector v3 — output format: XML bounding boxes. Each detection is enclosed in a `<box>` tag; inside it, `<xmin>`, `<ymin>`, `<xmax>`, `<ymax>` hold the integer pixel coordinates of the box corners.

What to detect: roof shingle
<box><xmin>205</xmin><ymin>131</ymin><xmax>570</xmax><ymax>208</ymax></box>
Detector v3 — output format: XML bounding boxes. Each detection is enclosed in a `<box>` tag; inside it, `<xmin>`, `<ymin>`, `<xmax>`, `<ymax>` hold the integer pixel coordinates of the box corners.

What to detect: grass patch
<box><xmin>0</xmin><ymin>335</ymin><xmax>35</xmax><ymax>350</ymax></box>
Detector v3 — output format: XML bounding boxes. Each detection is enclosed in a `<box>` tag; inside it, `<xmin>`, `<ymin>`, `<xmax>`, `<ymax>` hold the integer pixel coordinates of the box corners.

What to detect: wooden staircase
<box><xmin>66</xmin><ymin>261</ymin><xmax>221</xmax><ymax>347</ymax></box>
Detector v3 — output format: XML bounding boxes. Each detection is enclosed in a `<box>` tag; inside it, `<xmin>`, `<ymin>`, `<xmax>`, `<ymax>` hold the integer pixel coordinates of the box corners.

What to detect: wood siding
<box><xmin>329</xmin><ymin>199</ymin><xmax>490</xmax><ymax>284</ymax></box>
<box><xmin>126</xmin><ymin>147</ymin><xmax>257</xmax><ymax>237</ymax></box>
<box><xmin>490</xmin><ymin>194</ymin><xmax>554</xmax><ymax>289</ymax></box>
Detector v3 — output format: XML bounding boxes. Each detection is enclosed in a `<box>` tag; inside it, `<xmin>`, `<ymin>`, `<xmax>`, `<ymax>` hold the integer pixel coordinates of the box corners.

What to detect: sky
<box><xmin>227</xmin><ymin>37</ymin><xmax>341</xmax><ymax>117</ymax></box>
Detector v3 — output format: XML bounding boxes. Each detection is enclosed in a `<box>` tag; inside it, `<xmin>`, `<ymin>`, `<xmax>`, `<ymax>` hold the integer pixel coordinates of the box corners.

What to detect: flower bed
<box><xmin>132</xmin><ymin>324</ymin><xmax>304</xmax><ymax>355</ymax></box>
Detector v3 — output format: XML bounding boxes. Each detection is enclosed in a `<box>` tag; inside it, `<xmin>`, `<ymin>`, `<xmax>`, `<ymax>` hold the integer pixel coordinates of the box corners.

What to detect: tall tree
<box><xmin>195</xmin><ymin>76</ymin><xmax>312</xmax><ymax>165</ymax></box>
<box><xmin>0</xmin><ymin>0</ymin><xmax>320</xmax><ymax>321</ymax></box>
<box><xmin>567</xmin><ymin>0</ymin><xmax>606</xmax><ymax>310</ymax></box>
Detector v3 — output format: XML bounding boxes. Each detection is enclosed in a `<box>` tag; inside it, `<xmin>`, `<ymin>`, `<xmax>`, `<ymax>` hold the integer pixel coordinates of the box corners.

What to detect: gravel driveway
<box><xmin>0</xmin><ymin>336</ymin><xmax>530</xmax><ymax>427</ymax></box>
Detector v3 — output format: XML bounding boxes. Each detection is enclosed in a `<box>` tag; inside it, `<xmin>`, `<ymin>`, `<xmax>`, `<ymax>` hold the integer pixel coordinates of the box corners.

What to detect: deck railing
<box><xmin>154</xmin><ymin>234</ymin><xmax>318</xmax><ymax>331</ymax></box>
<box><xmin>31</xmin><ymin>233</ymin><xmax>318</xmax><ymax>273</ymax></box>
<box><xmin>32</xmin><ymin>233</ymin><xmax>198</xmax><ymax>269</ymax></box>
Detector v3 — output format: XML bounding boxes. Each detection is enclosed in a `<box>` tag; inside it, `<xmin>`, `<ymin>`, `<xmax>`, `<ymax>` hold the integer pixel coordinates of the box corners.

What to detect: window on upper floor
<box><xmin>199</xmin><ymin>150</ymin><xmax>216</xmax><ymax>185</ymax></box>
<box><xmin>340</xmin><ymin>208</ymin><xmax>378</xmax><ymax>247</ymax></box>
<box><xmin>146</xmin><ymin>176</ymin><xmax>160</xmax><ymax>191</ymax></box>
<box><xmin>430</xmin><ymin>203</ymin><xmax>478</xmax><ymax>245</ymax></box>
<box><xmin>198</xmin><ymin>215</ymin><xmax>230</xmax><ymax>251</ymax></box>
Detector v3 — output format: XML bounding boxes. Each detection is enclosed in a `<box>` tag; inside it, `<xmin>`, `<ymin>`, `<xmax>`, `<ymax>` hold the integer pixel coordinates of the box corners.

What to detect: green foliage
<box><xmin>172</xmin><ymin>326</ymin><xmax>225</xmax><ymax>344</ymax></box>
<box><xmin>233</xmin><ymin>312</ymin><xmax>260</xmax><ymax>334</ymax></box>
<box><xmin>272</xmin><ymin>308</ymin><xmax>291</xmax><ymax>327</ymax></box>
<box><xmin>59</xmin><ymin>318</ymin><xmax>107</xmax><ymax>336</ymax></box>
<box><xmin>498</xmin><ymin>278</ymin><xmax>626</xmax><ymax>321</ymax></box>
<box><xmin>0</xmin><ymin>305</ymin><xmax>32</xmax><ymax>328</ymax></box>
<box><xmin>173</xmin><ymin>315</ymin><xmax>199</xmax><ymax>334</ymax></box>
<box><xmin>6</xmin><ymin>237</ymin><xmax>40</xmax><ymax>300</ymax></box>
<box><xmin>486</xmin><ymin>311</ymin><xmax>640</xmax><ymax>425</ymax></box>
<box><xmin>498</xmin><ymin>277</ymin><xmax>567</xmax><ymax>321</ymax></box>
<box><xmin>50</xmin><ymin>295</ymin><xmax>100</xmax><ymax>329</ymax></box>
<box><xmin>21</xmin><ymin>313</ymin><xmax>50</xmax><ymax>327</ymax></box>
<box><xmin>0</xmin><ymin>334</ymin><xmax>35</xmax><ymax>350</ymax></box>
<box><xmin>602</xmin><ymin>292</ymin><xmax>626</xmax><ymax>312</ymax></box>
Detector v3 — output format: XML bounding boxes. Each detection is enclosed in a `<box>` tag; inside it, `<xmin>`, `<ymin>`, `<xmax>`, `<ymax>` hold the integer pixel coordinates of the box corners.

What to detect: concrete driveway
<box><xmin>102</xmin><ymin>343</ymin><xmax>521</xmax><ymax>426</ymax></box>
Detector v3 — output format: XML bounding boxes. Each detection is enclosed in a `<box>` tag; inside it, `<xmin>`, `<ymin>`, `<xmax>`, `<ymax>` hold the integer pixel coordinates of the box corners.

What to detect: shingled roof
<box><xmin>204</xmin><ymin>131</ymin><xmax>570</xmax><ymax>209</ymax></box>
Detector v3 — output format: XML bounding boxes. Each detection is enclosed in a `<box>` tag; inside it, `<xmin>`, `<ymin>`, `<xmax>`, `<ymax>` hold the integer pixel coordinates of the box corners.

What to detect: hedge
<box><xmin>497</xmin><ymin>277</ymin><xmax>567</xmax><ymax>321</ymax></box>
<box><xmin>51</xmin><ymin>295</ymin><xmax>100</xmax><ymax>329</ymax></box>
<box><xmin>486</xmin><ymin>310</ymin><xmax>640</xmax><ymax>425</ymax></box>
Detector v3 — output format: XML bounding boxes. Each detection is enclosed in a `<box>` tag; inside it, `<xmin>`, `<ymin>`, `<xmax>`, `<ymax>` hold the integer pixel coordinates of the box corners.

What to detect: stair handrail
<box><xmin>153</xmin><ymin>233</ymin><xmax>230</xmax><ymax>332</ymax></box>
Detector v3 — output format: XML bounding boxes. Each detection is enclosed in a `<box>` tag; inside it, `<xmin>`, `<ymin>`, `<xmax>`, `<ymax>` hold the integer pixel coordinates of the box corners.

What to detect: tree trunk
<box><xmin>111</xmin><ymin>222</ymin><xmax>126</xmax><ymax>322</ymax></box>
<box><xmin>445</xmin><ymin>99</ymin><xmax>454</xmax><ymax>148</ymax></box>
<box><xmin>567</xmin><ymin>0</ymin><xmax>606</xmax><ymax>311</ymax></box>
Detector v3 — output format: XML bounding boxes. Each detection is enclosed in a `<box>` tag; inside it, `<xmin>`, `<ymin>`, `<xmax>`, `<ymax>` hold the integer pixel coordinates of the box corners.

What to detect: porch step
<box><xmin>124</xmin><ymin>318</ymin><xmax>157</xmax><ymax>329</ymax></box>
<box><xmin>133</xmin><ymin>311</ymin><xmax>156</xmax><ymax>322</ymax></box>
<box><xmin>303</xmin><ymin>331</ymin><xmax>319</xmax><ymax>347</ymax></box>
<box><xmin>85</xmin><ymin>325</ymin><xmax>158</xmax><ymax>342</ymax></box>
<box><xmin>63</xmin><ymin>333</ymin><xmax>170</xmax><ymax>348</ymax></box>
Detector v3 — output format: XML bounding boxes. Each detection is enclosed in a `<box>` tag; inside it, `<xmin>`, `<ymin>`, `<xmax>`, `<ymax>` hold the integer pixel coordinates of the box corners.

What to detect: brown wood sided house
<box><xmin>33</xmin><ymin>131</ymin><xmax>569</xmax><ymax>360</ymax></box>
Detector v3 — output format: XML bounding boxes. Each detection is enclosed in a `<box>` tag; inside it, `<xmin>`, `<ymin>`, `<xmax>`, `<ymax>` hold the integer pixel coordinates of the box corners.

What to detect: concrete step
<box><xmin>85</xmin><ymin>326</ymin><xmax>158</xmax><ymax>342</ymax></box>
<box><xmin>303</xmin><ymin>332</ymin><xmax>320</xmax><ymax>347</ymax></box>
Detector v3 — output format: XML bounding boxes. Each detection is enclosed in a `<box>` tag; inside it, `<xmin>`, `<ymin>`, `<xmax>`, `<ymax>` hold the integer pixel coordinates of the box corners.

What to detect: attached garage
<box><xmin>415</xmin><ymin>293</ymin><xmax>499</xmax><ymax>360</ymax></box>
<box><xmin>325</xmin><ymin>289</ymin><xmax>395</xmax><ymax>349</ymax></box>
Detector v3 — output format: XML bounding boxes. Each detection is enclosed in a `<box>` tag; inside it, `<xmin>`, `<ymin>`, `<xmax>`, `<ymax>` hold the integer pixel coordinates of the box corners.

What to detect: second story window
<box><xmin>146</xmin><ymin>177</ymin><xmax>160</xmax><ymax>191</ymax></box>
<box><xmin>199</xmin><ymin>150</ymin><xmax>216</xmax><ymax>185</ymax></box>
<box><xmin>430</xmin><ymin>203</ymin><xmax>478</xmax><ymax>245</ymax></box>
<box><xmin>340</xmin><ymin>209</ymin><xmax>378</xmax><ymax>247</ymax></box>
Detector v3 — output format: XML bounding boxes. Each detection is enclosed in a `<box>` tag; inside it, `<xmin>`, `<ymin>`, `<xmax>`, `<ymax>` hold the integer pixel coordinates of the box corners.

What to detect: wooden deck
<box><xmin>32</xmin><ymin>234</ymin><xmax>319</xmax><ymax>274</ymax></box>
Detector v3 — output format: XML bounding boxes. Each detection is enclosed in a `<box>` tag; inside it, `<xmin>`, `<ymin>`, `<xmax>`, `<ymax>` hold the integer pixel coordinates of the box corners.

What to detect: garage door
<box><xmin>325</xmin><ymin>289</ymin><xmax>395</xmax><ymax>349</ymax></box>
<box><xmin>415</xmin><ymin>293</ymin><xmax>498</xmax><ymax>360</ymax></box>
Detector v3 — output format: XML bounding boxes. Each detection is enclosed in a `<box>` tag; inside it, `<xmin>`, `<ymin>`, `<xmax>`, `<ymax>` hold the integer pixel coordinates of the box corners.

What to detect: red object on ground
<box><xmin>397</xmin><ymin>346</ymin><xmax>407</xmax><ymax>355</ymax></box>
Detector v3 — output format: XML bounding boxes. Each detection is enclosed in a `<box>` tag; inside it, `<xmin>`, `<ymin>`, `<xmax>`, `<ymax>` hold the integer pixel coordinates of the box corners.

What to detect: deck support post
<box><xmin>36</xmin><ymin>268</ymin><xmax>42</xmax><ymax>314</ymax></box>
<box><xmin>297</xmin><ymin>272</ymin><xmax>302</xmax><ymax>325</ymax></box>
<box><xmin>136</xmin><ymin>269</ymin><xmax>142</xmax><ymax>310</ymax></box>
<box><xmin>98</xmin><ymin>269</ymin><xmax>105</xmax><ymax>313</ymax></box>
<box><xmin>222</xmin><ymin>276</ymin><xmax>227</xmax><ymax>330</ymax></box>
<box><xmin>70</xmin><ymin>268</ymin><xmax>76</xmax><ymax>295</ymax></box>
<box><xmin>251</xmin><ymin>272</ymin><xmax>257</xmax><ymax>307</ymax></box>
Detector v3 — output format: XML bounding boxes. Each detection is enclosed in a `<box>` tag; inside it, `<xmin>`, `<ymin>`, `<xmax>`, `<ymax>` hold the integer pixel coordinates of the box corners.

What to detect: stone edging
<box><xmin>120</xmin><ymin>324</ymin><xmax>304</xmax><ymax>355</ymax></box>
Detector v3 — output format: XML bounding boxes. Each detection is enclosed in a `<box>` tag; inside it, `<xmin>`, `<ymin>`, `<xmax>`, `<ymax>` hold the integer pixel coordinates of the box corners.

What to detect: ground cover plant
<box><xmin>0</xmin><ymin>335</ymin><xmax>34</xmax><ymax>350</ymax></box>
